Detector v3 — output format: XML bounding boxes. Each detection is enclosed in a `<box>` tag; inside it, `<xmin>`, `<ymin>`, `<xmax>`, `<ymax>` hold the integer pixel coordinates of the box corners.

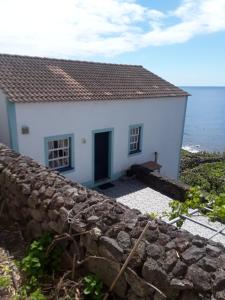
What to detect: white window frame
<box><xmin>129</xmin><ymin>124</ymin><xmax>143</xmax><ymax>155</ymax></box>
<box><xmin>45</xmin><ymin>134</ymin><xmax>74</xmax><ymax>172</ymax></box>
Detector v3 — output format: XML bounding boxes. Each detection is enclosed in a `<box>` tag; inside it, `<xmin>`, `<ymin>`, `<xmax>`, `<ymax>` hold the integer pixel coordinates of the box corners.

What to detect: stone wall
<box><xmin>180</xmin><ymin>156</ymin><xmax>225</xmax><ymax>172</ymax></box>
<box><xmin>131</xmin><ymin>164</ymin><xmax>189</xmax><ymax>201</ymax></box>
<box><xmin>0</xmin><ymin>144</ymin><xmax>225</xmax><ymax>300</ymax></box>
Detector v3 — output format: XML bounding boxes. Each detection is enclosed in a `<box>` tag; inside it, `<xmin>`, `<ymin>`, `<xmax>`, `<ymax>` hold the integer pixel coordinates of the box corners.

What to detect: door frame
<box><xmin>92</xmin><ymin>128</ymin><xmax>114</xmax><ymax>185</ymax></box>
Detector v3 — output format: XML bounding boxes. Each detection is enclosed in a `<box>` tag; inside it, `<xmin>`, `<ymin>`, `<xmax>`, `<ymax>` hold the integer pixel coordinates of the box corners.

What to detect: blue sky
<box><xmin>0</xmin><ymin>0</ymin><xmax>225</xmax><ymax>86</ymax></box>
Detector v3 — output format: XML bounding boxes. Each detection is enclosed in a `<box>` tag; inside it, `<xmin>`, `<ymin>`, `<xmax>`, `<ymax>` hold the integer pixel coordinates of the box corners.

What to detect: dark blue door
<box><xmin>94</xmin><ymin>132</ymin><xmax>109</xmax><ymax>181</ymax></box>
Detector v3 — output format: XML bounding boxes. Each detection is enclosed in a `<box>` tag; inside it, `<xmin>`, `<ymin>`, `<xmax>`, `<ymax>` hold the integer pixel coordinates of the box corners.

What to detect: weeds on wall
<box><xmin>12</xmin><ymin>232</ymin><xmax>105</xmax><ymax>300</ymax></box>
<box><xmin>13</xmin><ymin>233</ymin><xmax>62</xmax><ymax>299</ymax></box>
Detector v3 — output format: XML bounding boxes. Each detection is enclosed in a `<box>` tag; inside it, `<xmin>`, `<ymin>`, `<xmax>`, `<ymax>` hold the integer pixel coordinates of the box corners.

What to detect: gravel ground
<box><xmin>99</xmin><ymin>178</ymin><xmax>225</xmax><ymax>245</ymax></box>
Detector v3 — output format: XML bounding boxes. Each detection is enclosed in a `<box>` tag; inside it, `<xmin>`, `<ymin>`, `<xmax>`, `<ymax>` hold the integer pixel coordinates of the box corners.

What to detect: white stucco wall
<box><xmin>15</xmin><ymin>97</ymin><xmax>187</xmax><ymax>184</ymax></box>
<box><xmin>0</xmin><ymin>90</ymin><xmax>10</xmax><ymax>146</ymax></box>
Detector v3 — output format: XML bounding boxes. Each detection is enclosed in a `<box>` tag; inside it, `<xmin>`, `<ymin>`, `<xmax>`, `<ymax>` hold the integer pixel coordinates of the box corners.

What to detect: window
<box><xmin>129</xmin><ymin>125</ymin><xmax>142</xmax><ymax>155</ymax></box>
<box><xmin>45</xmin><ymin>134</ymin><xmax>74</xmax><ymax>171</ymax></box>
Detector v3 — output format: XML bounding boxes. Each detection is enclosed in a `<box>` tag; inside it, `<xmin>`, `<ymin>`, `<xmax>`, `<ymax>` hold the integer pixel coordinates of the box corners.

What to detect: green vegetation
<box><xmin>180</xmin><ymin>149</ymin><xmax>225</xmax><ymax>196</ymax></box>
<box><xmin>167</xmin><ymin>187</ymin><xmax>225</xmax><ymax>227</ymax></box>
<box><xmin>181</xmin><ymin>160</ymin><xmax>225</xmax><ymax>194</ymax></box>
<box><xmin>14</xmin><ymin>233</ymin><xmax>62</xmax><ymax>299</ymax></box>
<box><xmin>0</xmin><ymin>274</ymin><xmax>11</xmax><ymax>288</ymax></box>
<box><xmin>12</xmin><ymin>233</ymin><xmax>105</xmax><ymax>299</ymax></box>
<box><xmin>83</xmin><ymin>275</ymin><xmax>104</xmax><ymax>300</ymax></box>
<box><xmin>148</xmin><ymin>212</ymin><xmax>158</xmax><ymax>220</ymax></box>
<box><xmin>167</xmin><ymin>150</ymin><xmax>225</xmax><ymax>226</ymax></box>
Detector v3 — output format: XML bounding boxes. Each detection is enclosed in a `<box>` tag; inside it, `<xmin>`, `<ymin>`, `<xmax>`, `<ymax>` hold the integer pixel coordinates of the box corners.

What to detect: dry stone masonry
<box><xmin>0</xmin><ymin>144</ymin><xmax>225</xmax><ymax>300</ymax></box>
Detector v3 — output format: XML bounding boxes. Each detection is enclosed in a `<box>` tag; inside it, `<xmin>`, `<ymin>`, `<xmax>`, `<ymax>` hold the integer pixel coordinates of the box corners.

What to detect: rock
<box><xmin>215</xmin><ymin>291</ymin><xmax>225</xmax><ymax>300</ymax></box>
<box><xmin>27</xmin><ymin>190</ymin><xmax>40</xmax><ymax>208</ymax></box>
<box><xmin>170</xmin><ymin>278</ymin><xmax>193</xmax><ymax>290</ymax></box>
<box><xmin>145</xmin><ymin>229</ymin><xmax>159</xmax><ymax>243</ymax></box>
<box><xmin>198</xmin><ymin>257</ymin><xmax>217</xmax><ymax>272</ymax></box>
<box><xmin>146</xmin><ymin>244</ymin><xmax>164</xmax><ymax>259</ymax></box>
<box><xmin>142</xmin><ymin>258</ymin><xmax>168</xmax><ymax>293</ymax></box>
<box><xmin>59</xmin><ymin>207</ymin><xmax>69</xmax><ymax>220</ymax></box>
<box><xmin>206</xmin><ymin>245</ymin><xmax>221</xmax><ymax>258</ymax></box>
<box><xmin>154</xmin><ymin>293</ymin><xmax>166</xmax><ymax>300</ymax></box>
<box><xmin>127</xmin><ymin>289</ymin><xmax>143</xmax><ymax>300</ymax></box>
<box><xmin>48</xmin><ymin>221</ymin><xmax>63</xmax><ymax>234</ymax></box>
<box><xmin>163</xmin><ymin>249</ymin><xmax>178</xmax><ymax>272</ymax></box>
<box><xmin>117</xmin><ymin>231</ymin><xmax>131</xmax><ymax>250</ymax></box>
<box><xmin>55</xmin><ymin>196</ymin><xmax>65</xmax><ymax>207</ymax></box>
<box><xmin>99</xmin><ymin>236</ymin><xmax>123</xmax><ymax>262</ymax></box>
<box><xmin>70</xmin><ymin>220</ymin><xmax>87</xmax><ymax>233</ymax></box>
<box><xmin>186</xmin><ymin>265</ymin><xmax>211</xmax><ymax>292</ymax></box>
<box><xmin>65</xmin><ymin>187</ymin><xmax>78</xmax><ymax>197</ymax></box>
<box><xmin>175</xmin><ymin>238</ymin><xmax>190</xmax><ymax>252</ymax></box>
<box><xmin>182</xmin><ymin>246</ymin><xmax>205</xmax><ymax>265</ymax></box>
<box><xmin>84</xmin><ymin>256</ymin><xmax>127</xmax><ymax>298</ymax></box>
<box><xmin>76</xmin><ymin>194</ymin><xmax>87</xmax><ymax>202</ymax></box>
<box><xmin>218</xmin><ymin>254</ymin><xmax>225</xmax><ymax>270</ymax></box>
<box><xmin>148</xmin><ymin>221</ymin><xmax>158</xmax><ymax>230</ymax></box>
<box><xmin>21</xmin><ymin>183</ymin><xmax>31</xmax><ymax>195</ymax></box>
<box><xmin>129</xmin><ymin>240</ymin><xmax>146</xmax><ymax>268</ymax></box>
<box><xmin>214</xmin><ymin>271</ymin><xmax>225</xmax><ymax>292</ymax></box>
<box><xmin>192</xmin><ymin>236</ymin><xmax>206</xmax><ymax>248</ymax></box>
<box><xmin>180</xmin><ymin>291</ymin><xmax>202</xmax><ymax>300</ymax></box>
<box><xmin>87</xmin><ymin>215</ymin><xmax>100</xmax><ymax>224</ymax></box>
<box><xmin>26</xmin><ymin>219</ymin><xmax>42</xmax><ymax>238</ymax></box>
<box><xmin>172</xmin><ymin>260</ymin><xmax>187</xmax><ymax>277</ymax></box>
<box><xmin>48</xmin><ymin>209</ymin><xmax>59</xmax><ymax>221</ymax></box>
<box><xmin>39</xmin><ymin>185</ymin><xmax>46</xmax><ymax>194</ymax></box>
<box><xmin>165</xmin><ymin>240</ymin><xmax>176</xmax><ymax>251</ymax></box>
<box><xmin>158</xmin><ymin>223</ymin><xmax>168</xmax><ymax>234</ymax></box>
<box><xmin>125</xmin><ymin>268</ymin><xmax>154</xmax><ymax>297</ymax></box>
<box><xmin>45</xmin><ymin>187</ymin><xmax>55</xmax><ymax>198</ymax></box>
<box><xmin>80</xmin><ymin>233</ymin><xmax>98</xmax><ymax>256</ymax></box>
<box><xmin>90</xmin><ymin>227</ymin><xmax>102</xmax><ymax>240</ymax></box>
<box><xmin>31</xmin><ymin>209</ymin><xmax>45</xmax><ymax>222</ymax></box>
<box><xmin>64</xmin><ymin>198</ymin><xmax>75</xmax><ymax>208</ymax></box>
<box><xmin>158</xmin><ymin>233</ymin><xmax>170</xmax><ymax>246</ymax></box>
<box><xmin>43</xmin><ymin>198</ymin><xmax>52</xmax><ymax>208</ymax></box>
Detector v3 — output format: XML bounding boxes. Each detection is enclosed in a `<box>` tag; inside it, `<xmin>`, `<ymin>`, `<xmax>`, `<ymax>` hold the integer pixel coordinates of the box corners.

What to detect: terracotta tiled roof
<box><xmin>0</xmin><ymin>54</ymin><xmax>188</xmax><ymax>103</ymax></box>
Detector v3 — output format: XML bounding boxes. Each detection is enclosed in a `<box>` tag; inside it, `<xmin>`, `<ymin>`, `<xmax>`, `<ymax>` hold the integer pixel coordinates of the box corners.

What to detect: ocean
<box><xmin>181</xmin><ymin>86</ymin><xmax>225</xmax><ymax>153</ymax></box>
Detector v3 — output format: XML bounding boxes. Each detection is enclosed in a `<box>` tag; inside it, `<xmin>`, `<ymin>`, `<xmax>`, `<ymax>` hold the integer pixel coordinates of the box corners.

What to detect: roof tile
<box><xmin>0</xmin><ymin>54</ymin><xmax>188</xmax><ymax>103</ymax></box>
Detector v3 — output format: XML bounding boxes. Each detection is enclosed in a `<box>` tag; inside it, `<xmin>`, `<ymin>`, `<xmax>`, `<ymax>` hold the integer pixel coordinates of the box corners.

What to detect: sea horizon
<box><xmin>180</xmin><ymin>86</ymin><xmax>225</xmax><ymax>153</ymax></box>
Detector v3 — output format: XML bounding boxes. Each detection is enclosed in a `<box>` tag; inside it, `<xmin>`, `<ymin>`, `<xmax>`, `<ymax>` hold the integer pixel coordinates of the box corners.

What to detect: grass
<box><xmin>0</xmin><ymin>275</ymin><xmax>11</xmax><ymax>289</ymax></box>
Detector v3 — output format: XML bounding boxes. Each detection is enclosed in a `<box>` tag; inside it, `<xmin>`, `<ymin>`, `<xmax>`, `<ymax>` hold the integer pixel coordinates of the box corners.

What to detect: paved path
<box><xmin>99</xmin><ymin>178</ymin><xmax>171</xmax><ymax>217</ymax></box>
<box><xmin>99</xmin><ymin>178</ymin><xmax>225</xmax><ymax>245</ymax></box>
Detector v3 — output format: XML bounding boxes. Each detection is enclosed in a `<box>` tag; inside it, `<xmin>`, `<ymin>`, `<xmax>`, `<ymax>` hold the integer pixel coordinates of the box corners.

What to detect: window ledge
<box><xmin>58</xmin><ymin>166</ymin><xmax>74</xmax><ymax>173</ymax></box>
<box><xmin>128</xmin><ymin>150</ymin><xmax>142</xmax><ymax>157</ymax></box>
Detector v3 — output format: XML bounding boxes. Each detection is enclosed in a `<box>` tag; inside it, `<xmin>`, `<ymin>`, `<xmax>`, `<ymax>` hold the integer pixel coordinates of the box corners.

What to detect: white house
<box><xmin>0</xmin><ymin>54</ymin><xmax>188</xmax><ymax>187</ymax></box>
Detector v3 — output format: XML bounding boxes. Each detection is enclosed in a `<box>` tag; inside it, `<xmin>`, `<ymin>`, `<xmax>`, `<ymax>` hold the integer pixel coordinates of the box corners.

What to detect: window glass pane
<box><xmin>58</xmin><ymin>140</ymin><xmax>64</xmax><ymax>148</ymax></box>
<box><xmin>55</xmin><ymin>160</ymin><xmax>59</xmax><ymax>168</ymax></box>
<box><xmin>129</xmin><ymin>126</ymin><xmax>141</xmax><ymax>153</ymax></box>
<box><xmin>59</xmin><ymin>149</ymin><xmax>63</xmax><ymax>157</ymax></box>
<box><xmin>48</xmin><ymin>151</ymin><xmax>53</xmax><ymax>159</ymax></box>
<box><xmin>47</xmin><ymin>136</ymin><xmax>71</xmax><ymax>170</ymax></box>
<box><xmin>53</xmin><ymin>140</ymin><xmax>58</xmax><ymax>148</ymax></box>
<box><xmin>64</xmin><ymin>139</ymin><xmax>69</xmax><ymax>147</ymax></box>
<box><xmin>63</xmin><ymin>149</ymin><xmax>68</xmax><ymax>156</ymax></box>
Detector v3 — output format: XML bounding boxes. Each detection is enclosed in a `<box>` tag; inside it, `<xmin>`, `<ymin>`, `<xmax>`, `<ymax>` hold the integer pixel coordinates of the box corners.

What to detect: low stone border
<box><xmin>0</xmin><ymin>144</ymin><xmax>225</xmax><ymax>300</ymax></box>
<box><xmin>130</xmin><ymin>164</ymin><xmax>189</xmax><ymax>201</ymax></box>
